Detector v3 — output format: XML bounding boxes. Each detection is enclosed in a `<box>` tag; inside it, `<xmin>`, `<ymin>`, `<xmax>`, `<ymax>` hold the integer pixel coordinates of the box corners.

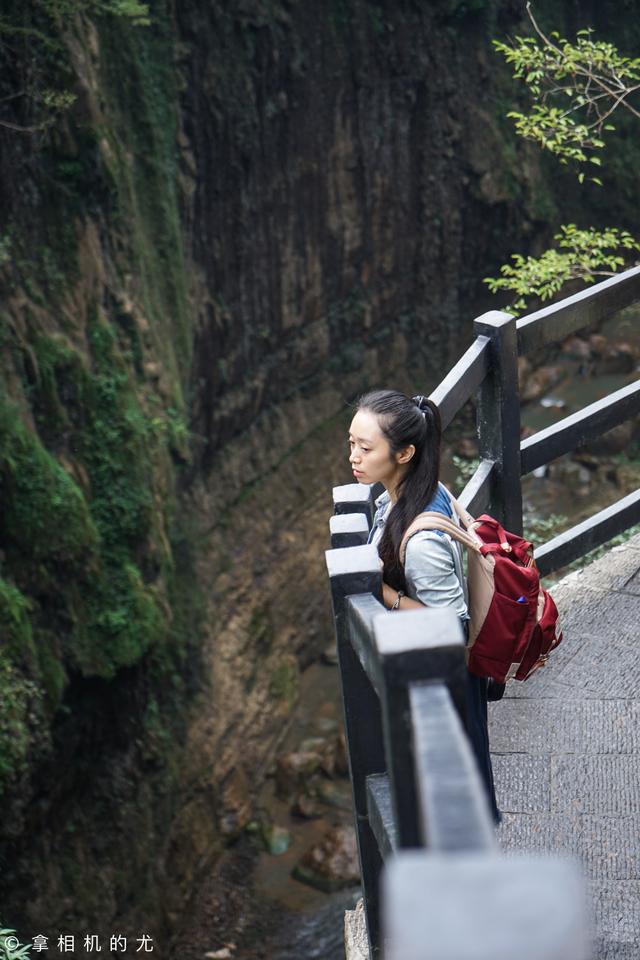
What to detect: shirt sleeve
<box><xmin>404</xmin><ymin>531</ymin><xmax>466</xmax><ymax>612</ymax></box>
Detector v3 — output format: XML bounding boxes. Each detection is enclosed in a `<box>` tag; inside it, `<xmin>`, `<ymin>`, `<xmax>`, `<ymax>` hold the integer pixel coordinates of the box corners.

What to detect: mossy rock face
<box><xmin>0</xmin><ymin>397</ymin><xmax>99</xmax><ymax>573</ymax></box>
<box><xmin>0</xmin><ymin>652</ymin><xmax>51</xmax><ymax>798</ymax></box>
<box><xmin>0</xmin><ymin>313</ymin><xmax>183</xmax><ymax>787</ymax></box>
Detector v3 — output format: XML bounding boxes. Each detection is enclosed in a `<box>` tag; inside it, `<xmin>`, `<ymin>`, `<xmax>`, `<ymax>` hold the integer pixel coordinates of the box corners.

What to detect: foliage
<box><xmin>487</xmin><ymin>4</ymin><xmax>640</xmax><ymax>313</ymax></box>
<box><xmin>485</xmin><ymin>224</ymin><xmax>640</xmax><ymax>315</ymax></box>
<box><xmin>523</xmin><ymin>511</ymin><xmax>568</xmax><ymax>546</ymax></box>
<box><xmin>493</xmin><ymin>4</ymin><xmax>640</xmax><ymax>169</ymax></box>
<box><xmin>0</xmin><ymin>394</ymin><xmax>99</xmax><ymax>571</ymax></box>
<box><xmin>0</xmin><ymin>925</ymin><xmax>31</xmax><ymax>960</ymax></box>
<box><xmin>0</xmin><ymin>651</ymin><xmax>45</xmax><ymax>796</ymax></box>
<box><xmin>452</xmin><ymin>454</ymin><xmax>480</xmax><ymax>490</ymax></box>
<box><xmin>0</xmin><ymin>0</ymin><xmax>150</xmax><ymax>134</ymax></box>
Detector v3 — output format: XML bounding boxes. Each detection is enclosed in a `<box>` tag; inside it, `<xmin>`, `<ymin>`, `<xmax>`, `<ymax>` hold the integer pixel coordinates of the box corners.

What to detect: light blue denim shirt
<box><xmin>369</xmin><ymin>483</ymin><xmax>469</xmax><ymax>621</ymax></box>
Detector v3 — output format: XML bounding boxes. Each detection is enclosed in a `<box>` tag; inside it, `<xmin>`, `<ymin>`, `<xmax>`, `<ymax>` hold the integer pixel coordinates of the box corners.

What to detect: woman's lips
<box><xmin>352</xmin><ymin>469</ymin><xmax>363</xmax><ymax>478</ymax></box>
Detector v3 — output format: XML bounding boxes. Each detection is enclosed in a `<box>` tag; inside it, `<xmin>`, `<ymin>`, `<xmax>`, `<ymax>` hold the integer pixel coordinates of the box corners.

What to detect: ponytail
<box><xmin>356</xmin><ymin>390</ymin><xmax>442</xmax><ymax>590</ymax></box>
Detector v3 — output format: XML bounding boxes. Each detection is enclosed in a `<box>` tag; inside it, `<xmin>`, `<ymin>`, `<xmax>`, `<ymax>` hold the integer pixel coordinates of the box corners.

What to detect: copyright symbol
<box><xmin>5</xmin><ymin>936</ymin><xmax>20</xmax><ymax>950</ymax></box>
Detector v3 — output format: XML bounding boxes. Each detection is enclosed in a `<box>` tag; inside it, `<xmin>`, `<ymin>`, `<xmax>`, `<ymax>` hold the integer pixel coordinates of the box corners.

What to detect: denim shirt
<box><xmin>369</xmin><ymin>482</ymin><xmax>469</xmax><ymax>621</ymax></box>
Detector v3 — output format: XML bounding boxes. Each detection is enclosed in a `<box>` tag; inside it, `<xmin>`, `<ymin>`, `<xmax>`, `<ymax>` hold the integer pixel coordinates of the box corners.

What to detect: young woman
<box><xmin>348</xmin><ymin>388</ymin><xmax>500</xmax><ymax>824</ymax></box>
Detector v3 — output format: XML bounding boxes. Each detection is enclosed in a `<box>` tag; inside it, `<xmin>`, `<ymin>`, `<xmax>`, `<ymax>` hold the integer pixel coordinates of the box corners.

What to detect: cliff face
<box><xmin>0</xmin><ymin>0</ymin><xmax>635</xmax><ymax>945</ymax></box>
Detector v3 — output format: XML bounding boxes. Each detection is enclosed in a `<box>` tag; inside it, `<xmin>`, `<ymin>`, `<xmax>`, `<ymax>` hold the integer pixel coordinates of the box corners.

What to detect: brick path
<box><xmin>490</xmin><ymin>533</ymin><xmax>640</xmax><ymax>960</ymax></box>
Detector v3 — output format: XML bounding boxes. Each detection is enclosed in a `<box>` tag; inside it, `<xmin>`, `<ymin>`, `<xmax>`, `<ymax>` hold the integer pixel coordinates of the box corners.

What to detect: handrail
<box><xmin>428</xmin><ymin>263</ymin><xmax>640</xmax><ymax>574</ymax></box>
<box><xmin>516</xmin><ymin>264</ymin><xmax>640</xmax><ymax>355</ymax></box>
<box><xmin>430</xmin><ymin>335</ymin><xmax>491</xmax><ymax>430</ymax></box>
<box><xmin>520</xmin><ymin>378</ymin><xmax>640</xmax><ymax>475</ymax></box>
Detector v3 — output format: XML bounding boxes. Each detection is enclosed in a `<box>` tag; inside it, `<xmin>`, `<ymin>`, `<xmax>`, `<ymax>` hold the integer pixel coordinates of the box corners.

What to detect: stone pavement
<box><xmin>490</xmin><ymin>532</ymin><xmax>640</xmax><ymax>960</ymax></box>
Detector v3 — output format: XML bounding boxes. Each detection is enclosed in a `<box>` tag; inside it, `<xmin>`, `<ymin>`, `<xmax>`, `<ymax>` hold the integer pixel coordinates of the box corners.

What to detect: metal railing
<box><xmin>325</xmin><ymin>266</ymin><xmax>640</xmax><ymax>958</ymax></box>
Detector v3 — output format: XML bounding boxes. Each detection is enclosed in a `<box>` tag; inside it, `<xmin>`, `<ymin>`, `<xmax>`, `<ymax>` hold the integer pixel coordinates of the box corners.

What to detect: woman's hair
<box><xmin>356</xmin><ymin>389</ymin><xmax>442</xmax><ymax>590</ymax></box>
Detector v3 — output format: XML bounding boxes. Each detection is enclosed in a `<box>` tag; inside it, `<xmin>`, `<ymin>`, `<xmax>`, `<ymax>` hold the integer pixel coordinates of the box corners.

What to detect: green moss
<box><xmin>269</xmin><ymin>658</ymin><xmax>298</xmax><ymax>711</ymax></box>
<box><xmin>0</xmin><ymin>396</ymin><xmax>99</xmax><ymax>572</ymax></box>
<box><xmin>0</xmin><ymin>579</ymin><xmax>35</xmax><ymax>665</ymax></box>
<box><xmin>33</xmin><ymin>630</ymin><xmax>68</xmax><ymax>712</ymax></box>
<box><xmin>0</xmin><ymin>319</ymin><xmax>175</xmax><ymax>680</ymax></box>
<box><xmin>0</xmin><ymin>652</ymin><xmax>47</xmax><ymax>796</ymax></box>
<box><xmin>97</xmin><ymin>5</ymin><xmax>191</xmax><ymax>383</ymax></box>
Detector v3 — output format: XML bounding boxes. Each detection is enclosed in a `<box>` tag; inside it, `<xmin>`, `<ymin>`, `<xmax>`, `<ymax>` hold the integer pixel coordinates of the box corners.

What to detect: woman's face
<box><xmin>348</xmin><ymin>408</ymin><xmax>412</xmax><ymax>490</ymax></box>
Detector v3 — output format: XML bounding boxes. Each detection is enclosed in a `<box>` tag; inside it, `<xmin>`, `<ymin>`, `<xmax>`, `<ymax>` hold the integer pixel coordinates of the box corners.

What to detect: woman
<box><xmin>348</xmin><ymin>388</ymin><xmax>500</xmax><ymax>823</ymax></box>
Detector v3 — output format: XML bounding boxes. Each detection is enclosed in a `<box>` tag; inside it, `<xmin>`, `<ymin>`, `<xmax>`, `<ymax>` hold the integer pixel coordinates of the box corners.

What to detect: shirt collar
<box><xmin>374</xmin><ymin>488</ymin><xmax>391</xmax><ymax>509</ymax></box>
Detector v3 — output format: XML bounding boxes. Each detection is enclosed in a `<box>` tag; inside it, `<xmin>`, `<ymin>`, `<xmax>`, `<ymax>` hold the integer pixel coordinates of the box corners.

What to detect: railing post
<box><xmin>473</xmin><ymin>311</ymin><xmax>523</xmax><ymax>534</ymax></box>
<box><xmin>326</xmin><ymin>544</ymin><xmax>385</xmax><ymax>958</ymax></box>
<box><xmin>330</xmin><ymin>512</ymin><xmax>370</xmax><ymax>548</ymax></box>
<box><xmin>333</xmin><ymin>482</ymin><xmax>380</xmax><ymax>526</ymax></box>
<box><xmin>374</xmin><ymin>609</ymin><xmax>468</xmax><ymax>849</ymax></box>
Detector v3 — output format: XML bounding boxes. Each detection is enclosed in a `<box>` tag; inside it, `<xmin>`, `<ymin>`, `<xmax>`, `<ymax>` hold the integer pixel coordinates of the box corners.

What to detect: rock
<box><xmin>334</xmin><ymin>730</ymin><xmax>349</xmax><ymax>776</ymax></box>
<box><xmin>299</xmin><ymin>736</ymin><xmax>328</xmax><ymax>753</ymax></box>
<box><xmin>581</xmin><ymin>420</ymin><xmax>638</xmax><ymax>456</ymax></box>
<box><xmin>517</xmin><ymin>355</ymin><xmax>531</xmax><ymax>392</ymax></box>
<box><xmin>261</xmin><ymin>823</ymin><xmax>291</xmax><ymax>856</ymax></box>
<box><xmin>344</xmin><ymin>898</ymin><xmax>369</xmax><ymax>960</ymax></box>
<box><xmin>292</xmin><ymin>793</ymin><xmax>322</xmax><ymax>819</ymax></box>
<box><xmin>539</xmin><ymin>395</ymin><xmax>566</xmax><ymax>409</ymax></box>
<box><xmin>315</xmin><ymin>781</ymin><xmax>352</xmax><ymax>811</ymax></box>
<box><xmin>292</xmin><ymin>825</ymin><xmax>360</xmax><ymax>892</ymax></box>
<box><xmin>531</xmin><ymin>465</ymin><xmax>548</xmax><ymax>479</ymax></box>
<box><xmin>315</xmin><ymin>716</ymin><xmax>339</xmax><ymax>735</ymax></box>
<box><xmin>548</xmin><ymin>459</ymin><xmax>592</xmax><ymax>487</ymax></box>
<box><xmin>217</xmin><ymin>767</ymin><xmax>251</xmax><ymax>838</ymax></box>
<box><xmin>299</xmin><ymin>734</ymin><xmax>343</xmax><ymax>778</ymax></box>
<box><xmin>588</xmin><ymin>334</ymin><xmax>608</xmax><ymax>357</ymax></box>
<box><xmin>521</xmin><ymin>365</ymin><xmax>566</xmax><ymax>403</ymax></box>
<box><xmin>275</xmin><ymin>750</ymin><xmax>323</xmax><ymax>799</ymax></box>
<box><xmin>561</xmin><ymin>335</ymin><xmax>591</xmax><ymax>361</ymax></box>
<box><xmin>592</xmin><ymin>342</ymin><xmax>637</xmax><ymax>376</ymax></box>
<box><xmin>321</xmin><ymin>643</ymin><xmax>339</xmax><ymax>665</ymax></box>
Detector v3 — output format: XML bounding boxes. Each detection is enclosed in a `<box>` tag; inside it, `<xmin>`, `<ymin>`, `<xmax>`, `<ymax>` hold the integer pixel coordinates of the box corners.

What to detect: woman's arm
<box><xmin>382</xmin><ymin>581</ymin><xmax>425</xmax><ymax>610</ymax></box>
<box><xmin>404</xmin><ymin>532</ymin><xmax>467</xmax><ymax>615</ymax></box>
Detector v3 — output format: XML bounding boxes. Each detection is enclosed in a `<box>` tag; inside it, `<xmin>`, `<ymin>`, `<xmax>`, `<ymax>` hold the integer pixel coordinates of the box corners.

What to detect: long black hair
<box><xmin>356</xmin><ymin>389</ymin><xmax>442</xmax><ymax>591</ymax></box>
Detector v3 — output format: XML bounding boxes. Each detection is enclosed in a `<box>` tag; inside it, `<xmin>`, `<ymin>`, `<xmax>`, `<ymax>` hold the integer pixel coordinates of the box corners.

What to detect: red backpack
<box><xmin>399</xmin><ymin>497</ymin><xmax>563</xmax><ymax>684</ymax></box>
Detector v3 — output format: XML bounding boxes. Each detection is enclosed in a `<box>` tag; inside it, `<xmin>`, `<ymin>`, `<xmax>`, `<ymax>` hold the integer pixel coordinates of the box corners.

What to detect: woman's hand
<box><xmin>382</xmin><ymin>580</ymin><xmax>426</xmax><ymax>611</ymax></box>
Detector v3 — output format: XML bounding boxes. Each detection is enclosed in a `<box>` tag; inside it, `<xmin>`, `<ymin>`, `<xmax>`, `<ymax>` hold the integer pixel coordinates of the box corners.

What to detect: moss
<box><xmin>0</xmin><ymin>318</ymin><xmax>176</xmax><ymax>681</ymax></box>
<box><xmin>0</xmin><ymin>578</ymin><xmax>35</xmax><ymax>666</ymax></box>
<box><xmin>97</xmin><ymin>4</ymin><xmax>191</xmax><ymax>384</ymax></box>
<box><xmin>0</xmin><ymin>652</ymin><xmax>48</xmax><ymax>797</ymax></box>
<box><xmin>33</xmin><ymin>630</ymin><xmax>68</xmax><ymax>712</ymax></box>
<box><xmin>0</xmin><ymin>395</ymin><xmax>99</xmax><ymax>573</ymax></box>
<box><xmin>268</xmin><ymin>657</ymin><xmax>298</xmax><ymax>711</ymax></box>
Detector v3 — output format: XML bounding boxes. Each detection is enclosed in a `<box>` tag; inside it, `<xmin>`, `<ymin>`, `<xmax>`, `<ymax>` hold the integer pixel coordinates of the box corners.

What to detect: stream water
<box><xmin>211</xmin><ymin>307</ymin><xmax>640</xmax><ymax>959</ymax></box>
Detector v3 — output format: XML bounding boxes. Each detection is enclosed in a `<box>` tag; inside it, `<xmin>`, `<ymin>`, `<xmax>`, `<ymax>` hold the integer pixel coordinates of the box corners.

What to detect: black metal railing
<box><xmin>325</xmin><ymin>266</ymin><xmax>640</xmax><ymax>958</ymax></box>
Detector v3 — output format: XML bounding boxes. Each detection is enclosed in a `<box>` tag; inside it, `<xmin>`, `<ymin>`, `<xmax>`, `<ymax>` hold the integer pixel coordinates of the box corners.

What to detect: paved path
<box><xmin>490</xmin><ymin>533</ymin><xmax>640</xmax><ymax>960</ymax></box>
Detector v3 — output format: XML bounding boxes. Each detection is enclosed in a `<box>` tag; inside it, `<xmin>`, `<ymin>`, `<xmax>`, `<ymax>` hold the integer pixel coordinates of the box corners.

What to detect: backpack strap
<box><xmin>399</xmin><ymin>511</ymin><xmax>482</xmax><ymax>567</ymax></box>
<box><xmin>449</xmin><ymin>494</ymin><xmax>477</xmax><ymax>532</ymax></box>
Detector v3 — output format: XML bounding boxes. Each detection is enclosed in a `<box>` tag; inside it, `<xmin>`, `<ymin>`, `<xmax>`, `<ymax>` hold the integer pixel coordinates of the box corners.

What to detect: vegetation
<box><xmin>0</xmin><ymin>925</ymin><xmax>31</xmax><ymax>960</ymax></box>
<box><xmin>0</xmin><ymin>0</ymin><xmax>149</xmax><ymax>133</ymax></box>
<box><xmin>486</xmin><ymin>3</ymin><xmax>640</xmax><ymax>313</ymax></box>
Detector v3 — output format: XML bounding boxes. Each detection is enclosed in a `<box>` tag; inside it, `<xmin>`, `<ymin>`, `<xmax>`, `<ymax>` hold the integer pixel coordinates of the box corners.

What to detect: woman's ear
<box><xmin>396</xmin><ymin>444</ymin><xmax>416</xmax><ymax>465</ymax></box>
